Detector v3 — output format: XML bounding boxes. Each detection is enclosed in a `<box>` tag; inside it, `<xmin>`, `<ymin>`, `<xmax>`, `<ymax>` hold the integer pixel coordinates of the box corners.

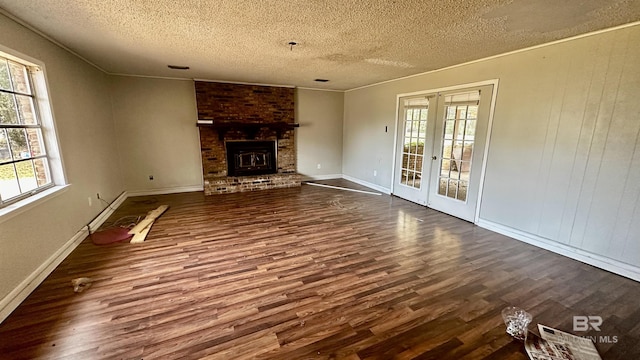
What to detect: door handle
<box><xmin>432</xmin><ymin>156</ymin><xmax>437</xmax><ymax>160</ymax></box>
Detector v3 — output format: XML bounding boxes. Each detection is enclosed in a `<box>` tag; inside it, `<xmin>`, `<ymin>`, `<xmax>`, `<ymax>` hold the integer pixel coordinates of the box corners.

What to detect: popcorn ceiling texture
<box><xmin>1</xmin><ymin>0</ymin><xmax>638</xmax><ymax>90</ymax></box>
<box><xmin>195</xmin><ymin>81</ymin><xmax>299</xmax><ymax>195</ymax></box>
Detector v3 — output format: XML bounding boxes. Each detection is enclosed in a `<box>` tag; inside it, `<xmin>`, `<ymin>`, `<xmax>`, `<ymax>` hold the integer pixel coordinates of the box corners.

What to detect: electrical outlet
<box><xmin>88</xmin><ymin>196</ymin><xmax>92</xmax><ymax>207</ymax></box>
<box><xmin>373</xmin><ymin>170</ymin><xmax>377</xmax><ymax>177</ymax></box>
<box><xmin>317</xmin><ymin>163</ymin><xmax>321</xmax><ymax>169</ymax></box>
<box><xmin>149</xmin><ymin>175</ymin><xmax>154</xmax><ymax>180</ymax></box>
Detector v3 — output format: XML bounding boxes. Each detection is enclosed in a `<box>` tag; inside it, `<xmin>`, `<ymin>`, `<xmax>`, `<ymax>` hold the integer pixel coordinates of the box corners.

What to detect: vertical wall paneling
<box><xmin>621</xmin><ymin>180</ymin><xmax>640</xmax><ymax>266</ymax></box>
<box><xmin>536</xmin><ymin>41</ymin><xmax>589</xmax><ymax>241</ymax></box>
<box><xmin>614</xmin><ymin>135</ymin><xmax>640</xmax><ymax>262</ymax></box>
<box><xmin>343</xmin><ymin>25</ymin><xmax>640</xmax><ymax>278</ymax></box>
<box><xmin>556</xmin><ymin>34</ymin><xmax>613</xmax><ymax>244</ymax></box>
<box><xmin>567</xmin><ymin>31</ymin><xmax>629</xmax><ymax>249</ymax></box>
<box><xmin>579</xmin><ymin>31</ymin><xmax>634</xmax><ymax>257</ymax></box>
<box><xmin>530</xmin><ymin>57</ymin><xmax>567</xmax><ymax>234</ymax></box>
<box><xmin>604</xmin><ymin>27</ymin><xmax>640</xmax><ymax>262</ymax></box>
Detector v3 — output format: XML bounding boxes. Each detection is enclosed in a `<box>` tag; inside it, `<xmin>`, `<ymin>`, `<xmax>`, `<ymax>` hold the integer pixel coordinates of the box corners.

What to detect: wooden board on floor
<box><xmin>129</xmin><ymin>204</ymin><xmax>169</xmax><ymax>243</ymax></box>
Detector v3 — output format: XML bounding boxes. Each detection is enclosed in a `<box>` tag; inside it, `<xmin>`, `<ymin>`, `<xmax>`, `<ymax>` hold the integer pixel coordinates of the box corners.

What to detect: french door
<box><xmin>392</xmin><ymin>95</ymin><xmax>435</xmax><ymax>205</ymax></box>
<box><xmin>393</xmin><ymin>84</ymin><xmax>494</xmax><ymax>222</ymax></box>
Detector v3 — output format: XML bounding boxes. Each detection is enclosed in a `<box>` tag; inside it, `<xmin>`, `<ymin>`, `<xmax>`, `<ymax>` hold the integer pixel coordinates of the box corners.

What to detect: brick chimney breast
<box><xmin>195</xmin><ymin>81</ymin><xmax>300</xmax><ymax>194</ymax></box>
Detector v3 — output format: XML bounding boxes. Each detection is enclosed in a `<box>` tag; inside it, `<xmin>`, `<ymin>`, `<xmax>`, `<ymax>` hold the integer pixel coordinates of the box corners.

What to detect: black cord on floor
<box><xmin>99</xmin><ymin>197</ymin><xmax>116</xmax><ymax>212</ymax></box>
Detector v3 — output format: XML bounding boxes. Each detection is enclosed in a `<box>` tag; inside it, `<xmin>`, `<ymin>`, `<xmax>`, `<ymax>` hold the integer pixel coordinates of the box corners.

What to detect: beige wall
<box><xmin>0</xmin><ymin>14</ymin><xmax>122</xmax><ymax>300</ymax></box>
<box><xmin>109</xmin><ymin>76</ymin><xmax>202</xmax><ymax>193</ymax></box>
<box><xmin>108</xmin><ymin>81</ymin><xmax>345</xmax><ymax>194</ymax></box>
<box><xmin>296</xmin><ymin>89</ymin><xmax>344</xmax><ymax>178</ymax></box>
<box><xmin>343</xmin><ymin>24</ymin><xmax>640</xmax><ymax>274</ymax></box>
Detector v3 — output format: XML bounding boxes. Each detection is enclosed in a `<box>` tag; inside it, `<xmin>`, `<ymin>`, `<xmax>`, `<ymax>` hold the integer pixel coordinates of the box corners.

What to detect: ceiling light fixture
<box><xmin>314</xmin><ymin>79</ymin><xmax>329</xmax><ymax>82</ymax></box>
<box><xmin>288</xmin><ymin>41</ymin><xmax>298</xmax><ymax>51</ymax></box>
<box><xmin>167</xmin><ymin>65</ymin><xmax>190</xmax><ymax>70</ymax></box>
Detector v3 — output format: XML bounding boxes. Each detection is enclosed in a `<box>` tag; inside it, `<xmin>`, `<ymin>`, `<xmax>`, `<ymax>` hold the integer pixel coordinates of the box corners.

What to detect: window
<box><xmin>0</xmin><ymin>54</ymin><xmax>54</xmax><ymax>207</ymax></box>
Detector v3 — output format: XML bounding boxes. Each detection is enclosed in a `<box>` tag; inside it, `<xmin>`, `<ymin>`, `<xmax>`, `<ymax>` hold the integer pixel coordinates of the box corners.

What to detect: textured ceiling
<box><xmin>0</xmin><ymin>0</ymin><xmax>639</xmax><ymax>90</ymax></box>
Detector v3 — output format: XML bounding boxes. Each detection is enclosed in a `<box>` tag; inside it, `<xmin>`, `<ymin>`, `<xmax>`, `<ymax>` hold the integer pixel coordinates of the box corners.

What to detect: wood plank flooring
<box><xmin>1</xmin><ymin>180</ymin><xmax>639</xmax><ymax>359</ymax></box>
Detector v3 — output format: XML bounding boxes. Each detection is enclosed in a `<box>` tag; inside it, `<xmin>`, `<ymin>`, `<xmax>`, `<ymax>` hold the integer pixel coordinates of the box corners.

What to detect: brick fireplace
<box><xmin>195</xmin><ymin>81</ymin><xmax>301</xmax><ymax>195</ymax></box>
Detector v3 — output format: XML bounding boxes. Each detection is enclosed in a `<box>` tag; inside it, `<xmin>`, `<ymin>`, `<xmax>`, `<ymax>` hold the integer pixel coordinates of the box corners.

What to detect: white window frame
<box><xmin>0</xmin><ymin>44</ymin><xmax>66</xmax><ymax>217</ymax></box>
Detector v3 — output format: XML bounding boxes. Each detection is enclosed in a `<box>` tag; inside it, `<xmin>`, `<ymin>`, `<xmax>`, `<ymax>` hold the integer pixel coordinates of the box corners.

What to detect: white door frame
<box><xmin>390</xmin><ymin>79</ymin><xmax>500</xmax><ymax>223</ymax></box>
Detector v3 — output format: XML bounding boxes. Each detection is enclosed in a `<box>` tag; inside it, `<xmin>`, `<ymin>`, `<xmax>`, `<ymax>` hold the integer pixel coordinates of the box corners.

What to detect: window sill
<box><xmin>0</xmin><ymin>185</ymin><xmax>70</xmax><ymax>225</ymax></box>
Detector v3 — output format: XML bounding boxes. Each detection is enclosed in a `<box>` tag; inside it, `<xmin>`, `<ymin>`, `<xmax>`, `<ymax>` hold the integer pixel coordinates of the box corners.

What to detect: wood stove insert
<box><xmin>225</xmin><ymin>140</ymin><xmax>277</xmax><ymax>177</ymax></box>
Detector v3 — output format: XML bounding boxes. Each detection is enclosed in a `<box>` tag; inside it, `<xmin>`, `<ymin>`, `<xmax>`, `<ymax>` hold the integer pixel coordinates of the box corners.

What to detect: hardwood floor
<box><xmin>1</xmin><ymin>180</ymin><xmax>639</xmax><ymax>359</ymax></box>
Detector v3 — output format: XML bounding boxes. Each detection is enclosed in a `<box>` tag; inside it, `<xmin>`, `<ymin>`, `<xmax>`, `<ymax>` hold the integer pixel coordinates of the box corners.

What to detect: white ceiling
<box><xmin>1</xmin><ymin>0</ymin><xmax>639</xmax><ymax>90</ymax></box>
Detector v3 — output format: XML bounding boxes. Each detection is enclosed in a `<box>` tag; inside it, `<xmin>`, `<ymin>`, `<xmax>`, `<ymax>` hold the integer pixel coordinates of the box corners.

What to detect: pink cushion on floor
<box><xmin>91</xmin><ymin>228</ymin><xmax>132</xmax><ymax>245</ymax></box>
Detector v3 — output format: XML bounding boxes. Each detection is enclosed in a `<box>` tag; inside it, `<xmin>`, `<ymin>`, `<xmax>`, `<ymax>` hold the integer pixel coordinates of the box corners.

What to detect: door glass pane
<box><xmin>460</xmin><ymin>161</ymin><xmax>471</xmax><ymax>181</ymax></box>
<box><xmin>446</xmin><ymin>106</ymin><xmax>456</xmax><ymax>119</ymax></box>
<box><xmin>436</xmin><ymin>91</ymin><xmax>480</xmax><ymax>202</ymax></box>
<box><xmin>404</xmin><ymin>126</ymin><xmax>412</xmax><ymax>144</ymax></box>
<box><xmin>418</xmin><ymin>120</ymin><xmax>427</xmax><ymax>138</ymax></box>
<box><xmin>440</xmin><ymin>159</ymin><xmax>451</xmax><ymax>178</ymax></box>
<box><xmin>438</xmin><ymin>178</ymin><xmax>447</xmax><ymax>196</ymax></box>
<box><xmin>400</xmin><ymin>99</ymin><xmax>429</xmax><ymax>190</ymax></box>
<box><xmin>447</xmin><ymin>179</ymin><xmax>458</xmax><ymax>198</ymax></box>
<box><xmin>416</xmin><ymin>155</ymin><xmax>424</xmax><ymax>187</ymax></box>
<box><xmin>444</xmin><ymin>120</ymin><xmax>454</xmax><ymax>139</ymax></box>
<box><xmin>457</xmin><ymin>181</ymin><xmax>468</xmax><ymax>201</ymax></box>
<box><xmin>456</xmin><ymin>106</ymin><xmax>467</xmax><ymax>119</ymax></box>
<box><xmin>420</xmin><ymin>109</ymin><xmax>428</xmax><ymax>120</ymax></box>
<box><xmin>465</xmin><ymin>120</ymin><xmax>476</xmax><ymax>140</ymax></box>
<box><xmin>468</xmin><ymin>106</ymin><xmax>478</xmax><ymax>119</ymax></box>
<box><xmin>455</xmin><ymin>120</ymin><xmax>465</xmax><ymax>140</ymax></box>
<box><xmin>443</xmin><ymin>140</ymin><xmax>453</xmax><ymax>158</ymax></box>
<box><xmin>413</xmin><ymin>108</ymin><xmax>420</xmax><ymax>120</ymax></box>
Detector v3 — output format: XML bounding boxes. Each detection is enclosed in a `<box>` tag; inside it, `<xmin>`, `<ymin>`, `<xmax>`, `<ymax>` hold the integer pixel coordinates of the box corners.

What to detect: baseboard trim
<box><xmin>126</xmin><ymin>185</ymin><xmax>204</xmax><ymax>197</ymax></box>
<box><xmin>300</xmin><ymin>174</ymin><xmax>343</xmax><ymax>181</ymax></box>
<box><xmin>0</xmin><ymin>191</ymin><xmax>127</xmax><ymax>323</ymax></box>
<box><xmin>341</xmin><ymin>175</ymin><xmax>391</xmax><ymax>195</ymax></box>
<box><xmin>477</xmin><ymin>218</ymin><xmax>640</xmax><ymax>282</ymax></box>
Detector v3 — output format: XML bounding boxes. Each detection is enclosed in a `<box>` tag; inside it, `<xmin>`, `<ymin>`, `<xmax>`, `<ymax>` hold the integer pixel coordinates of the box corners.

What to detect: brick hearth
<box><xmin>195</xmin><ymin>81</ymin><xmax>301</xmax><ymax>195</ymax></box>
<box><xmin>204</xmin><ymin>173</ymin><xmax>301</xmax><ymax>194</ymax></box>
